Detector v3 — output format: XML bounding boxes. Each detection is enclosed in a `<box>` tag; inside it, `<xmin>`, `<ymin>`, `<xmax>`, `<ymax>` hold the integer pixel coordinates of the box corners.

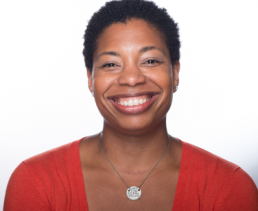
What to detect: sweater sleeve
<box><xmin>218</xmin><ymin>167</ymin><xmax>258</xmax><ymax>211</ymax></box>
<box><xmin>4</xmin><ymin>162</ymin><xmax>51</xmax><ymax>211</ymax></box>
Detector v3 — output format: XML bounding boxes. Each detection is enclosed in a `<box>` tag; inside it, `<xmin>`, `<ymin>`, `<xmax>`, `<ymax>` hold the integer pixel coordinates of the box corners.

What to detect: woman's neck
<box><xmin>100</xmin><ymin>118</ymin><xmax>171</xmax><ymax>172</ymax></box>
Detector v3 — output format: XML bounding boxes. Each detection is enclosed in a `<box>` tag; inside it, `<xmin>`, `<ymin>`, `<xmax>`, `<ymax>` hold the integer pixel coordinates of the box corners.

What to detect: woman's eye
<box><xmin>102</xmin><ymin>63</ymin><xmax>117</xmax><ymax>68</ymax></box>
<box><xmin>144</xmin><ymin>59</ymin><xmax>160</xmax><ymax>64</ymax></box>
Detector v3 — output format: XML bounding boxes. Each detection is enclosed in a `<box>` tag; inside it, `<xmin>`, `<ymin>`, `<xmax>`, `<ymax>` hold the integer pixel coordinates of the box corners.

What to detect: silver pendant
<box><xmin>126</xmin><ymin>186</ymin><xmax>142</xmax><ymax>200</ymax></box>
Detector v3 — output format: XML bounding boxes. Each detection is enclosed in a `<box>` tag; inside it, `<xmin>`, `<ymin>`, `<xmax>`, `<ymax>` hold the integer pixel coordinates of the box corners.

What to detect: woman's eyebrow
<box><xmin>139</xmin><ymin>46</ymin><xmax>166</xmax><ymax>55</ymax></box>
<box><xmin>96</xmin><ymin>51</ymin><xmax>120</xmax><ymax>61</ymax></box>
<box><xmin>96</xmin><ymin>46</ymin><xmax>165</xmax><ymax>61</ymax></box>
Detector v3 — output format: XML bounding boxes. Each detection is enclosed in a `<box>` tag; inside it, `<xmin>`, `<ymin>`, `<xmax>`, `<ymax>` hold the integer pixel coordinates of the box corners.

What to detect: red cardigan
<box><xmin>4</xmin><ymin>138</ymin><xmax>258</xmax><ymax>210</ymax></box>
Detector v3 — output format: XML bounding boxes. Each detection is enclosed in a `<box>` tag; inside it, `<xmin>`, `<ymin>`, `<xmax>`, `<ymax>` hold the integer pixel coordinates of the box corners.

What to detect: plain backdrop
<box><xmin>0</xmin><ymin>0</ymin><xmax>258</xmax><ymax>207</ymax></box>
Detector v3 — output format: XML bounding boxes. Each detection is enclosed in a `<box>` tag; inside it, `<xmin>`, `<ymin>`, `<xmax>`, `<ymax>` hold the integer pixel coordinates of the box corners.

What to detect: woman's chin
<box><xmin>104</xmin><ymin>115</ymin><xmax>165</xmax><ymax>136</ymax></box>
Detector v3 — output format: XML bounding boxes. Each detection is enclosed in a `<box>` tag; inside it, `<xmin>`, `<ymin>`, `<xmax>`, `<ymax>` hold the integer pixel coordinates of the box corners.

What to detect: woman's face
<box><xmin>88</xmin><ymin>19</ymin><xmax>180</xmax><ymax>134</ymax></box>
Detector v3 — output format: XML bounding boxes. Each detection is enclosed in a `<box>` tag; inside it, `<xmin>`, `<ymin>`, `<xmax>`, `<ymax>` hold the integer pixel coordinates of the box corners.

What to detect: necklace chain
<box><xmin>99</xmin><ymin>132</ymin><xmax>170</xmax><ymax>189</ymax></box>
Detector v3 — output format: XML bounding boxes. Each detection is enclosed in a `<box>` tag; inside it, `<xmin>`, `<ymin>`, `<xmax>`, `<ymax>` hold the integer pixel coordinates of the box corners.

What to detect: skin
<box><xmin>80</xmin><ymin>19</ymin><xmax>181</xmax><ymax>211</ymax></box>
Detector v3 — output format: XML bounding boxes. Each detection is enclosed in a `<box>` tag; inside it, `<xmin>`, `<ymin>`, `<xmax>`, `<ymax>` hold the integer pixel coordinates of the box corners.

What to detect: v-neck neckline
<box><xmin>73</xmin><ymin>137</ymin><xmax>187</xmax><ymax>211</ymax></box>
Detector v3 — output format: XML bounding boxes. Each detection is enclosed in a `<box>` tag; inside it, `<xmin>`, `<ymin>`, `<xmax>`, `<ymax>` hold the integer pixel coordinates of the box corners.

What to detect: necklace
<box><xmin>99</xmin><ymin>133</ymin><xmax>170</xmax><ymax>201</ymax></box>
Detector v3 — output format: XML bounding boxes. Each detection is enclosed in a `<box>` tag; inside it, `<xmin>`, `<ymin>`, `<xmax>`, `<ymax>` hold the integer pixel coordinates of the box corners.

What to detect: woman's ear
<box><xmin>172</xmin><ymin>61</ymin><xmax>180</xmax><ymax>93</ymax></box>
<box><xmin>87</xmin><ymin>69</ymin><xmax>93</xmax><ymax>93</ymax></box>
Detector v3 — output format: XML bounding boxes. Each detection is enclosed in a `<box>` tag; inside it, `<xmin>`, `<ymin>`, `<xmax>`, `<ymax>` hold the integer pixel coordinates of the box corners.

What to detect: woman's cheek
<box><xmin>93</xmin><ymin>72</ymin><xmax>117</xmax><ymax>96</ymax></box>
<box><xmin>150</xmin><ymin>68</ymin><xmax>173</xmax><ymax>89</ymax></box>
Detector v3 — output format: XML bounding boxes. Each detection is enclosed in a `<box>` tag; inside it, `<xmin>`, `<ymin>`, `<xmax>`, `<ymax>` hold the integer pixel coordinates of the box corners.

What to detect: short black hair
<box><xmin>83</xmin><ymin>0</ymin><xmax>180</xmax><ymax>72</ymax></box>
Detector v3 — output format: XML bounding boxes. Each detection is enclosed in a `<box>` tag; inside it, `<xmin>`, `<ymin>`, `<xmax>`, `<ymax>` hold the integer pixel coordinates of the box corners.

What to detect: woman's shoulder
<box><xmin>180</xmin><ymin>140</ymin><xmax>256</xmax><ymax>188</ymax></box>
<box><xmin>180</xmin><ymin>140</ymin><xmax>239</xmax><ymax>172</ymax></box>
<box><xmin>4</xmin><ymin>137</ymin><xmax>87</xmax><ymax>210</ymax></box>
<box><xmin>174</xmin><ymin>140</ymin><xmax>258</xmax><ymax>210</ymax></box>
<box><xmin>19</xmin><ymin>138</ymin><xmax>85</xmax><ymax>186</ymax></box>
<box><xmin>12</xmin><ymin>137</ymin><xmax>84</xmax><ymax>183</ymax></box>
<box><xmin>23</xmin><ymin>138</ymin><xmax>83</xmax><ymax>167</ymax></box>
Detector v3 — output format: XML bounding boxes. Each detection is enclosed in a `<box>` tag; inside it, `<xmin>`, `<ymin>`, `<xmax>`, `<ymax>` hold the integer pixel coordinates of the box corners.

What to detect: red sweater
<box><xmin>4</xmin><ymin>139</ymin><xmax>258</xmax><ymax>210</ymax></box>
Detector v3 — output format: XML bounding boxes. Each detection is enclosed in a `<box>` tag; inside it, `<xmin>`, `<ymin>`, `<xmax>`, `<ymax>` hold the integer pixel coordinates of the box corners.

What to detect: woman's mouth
<box><xmin>108</xmin><ymin>93</ymin><xmax>158</xmax><ymax>114</ymax></box>
<box><xmin>113</xmin><ymin>94</ymin><xmax>152</xmax><ymax>107</ymax></box>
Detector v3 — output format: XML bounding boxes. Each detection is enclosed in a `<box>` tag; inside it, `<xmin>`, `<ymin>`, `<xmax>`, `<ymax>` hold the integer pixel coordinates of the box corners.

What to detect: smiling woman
<box><xmin>88</xmin><ymin>19</ymin><xmax>178</xmax><ymax>129</ymax></box>
<box><xmin>3</xmin><ymin>0</ymin><xmax>258</xmax><ymax>210</ymax></box>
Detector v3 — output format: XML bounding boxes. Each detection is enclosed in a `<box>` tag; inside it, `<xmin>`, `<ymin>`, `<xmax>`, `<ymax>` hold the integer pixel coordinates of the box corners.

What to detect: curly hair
<box><xmin>83</xmin><ymin>0</ymin><xmax>180</xmax><ymax>72</ymax></box>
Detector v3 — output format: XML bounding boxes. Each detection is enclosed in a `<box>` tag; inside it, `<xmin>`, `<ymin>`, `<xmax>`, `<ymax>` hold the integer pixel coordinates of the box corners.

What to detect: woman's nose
<box><xmin>118</xmin><ymin>65</ymin><xmax>146</xmax><ymax>87</ymax></box>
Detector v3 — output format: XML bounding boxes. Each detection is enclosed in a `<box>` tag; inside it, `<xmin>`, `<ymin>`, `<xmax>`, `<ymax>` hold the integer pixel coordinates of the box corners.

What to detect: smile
<box><xmin>108</xmin><ymin>93</ymin><xmax>158</xmax><ymax>114</ymax></box>
<box><xmin>113</xmin><ymin>95</ymin><xmax>151</xmax><ymax>107</ymax></box>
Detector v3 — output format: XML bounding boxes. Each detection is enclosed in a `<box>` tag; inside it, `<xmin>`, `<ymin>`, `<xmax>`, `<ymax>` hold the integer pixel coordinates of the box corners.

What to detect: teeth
<box><xmin>134</xmin><ymin>99</ymin><xmax>139</xmax><ymax>106</ymax></box>
<box><xmin>128</xmin><ymin>100</ymin><xmax>133</xmax><ymax>106</ymax></box>
<box><xmin>114</xmin><ymin>95</ymin><xmax>153</xmax><ymax>107</ymax></box>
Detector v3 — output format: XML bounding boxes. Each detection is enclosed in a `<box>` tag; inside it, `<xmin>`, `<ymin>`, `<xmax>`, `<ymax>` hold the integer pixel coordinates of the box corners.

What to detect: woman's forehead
<box><xmin>94</xmin><ymin>19</ymin><xmax>168</xmax><ymax>57</ymax></box>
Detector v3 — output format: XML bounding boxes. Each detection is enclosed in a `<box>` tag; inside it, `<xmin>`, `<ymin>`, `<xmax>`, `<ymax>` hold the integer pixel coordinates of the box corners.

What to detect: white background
<box><xmin>0</xmin><ymin>0</ymin><xmax>257</xmax><ymax>207</ymax></box>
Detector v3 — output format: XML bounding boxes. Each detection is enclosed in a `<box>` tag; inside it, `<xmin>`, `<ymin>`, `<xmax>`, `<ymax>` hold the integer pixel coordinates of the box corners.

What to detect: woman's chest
<box><xmin>82</xmin><ymin>168</ymin><xmax>179</xmax><ymax>211</ymax></box>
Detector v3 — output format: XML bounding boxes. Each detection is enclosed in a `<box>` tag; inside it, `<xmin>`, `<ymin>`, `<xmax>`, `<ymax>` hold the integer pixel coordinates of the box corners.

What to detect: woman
<box><xmin>4</xmin><ymin>0</ymin><xmax>258</xmax><ymax>210</ymax></box>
